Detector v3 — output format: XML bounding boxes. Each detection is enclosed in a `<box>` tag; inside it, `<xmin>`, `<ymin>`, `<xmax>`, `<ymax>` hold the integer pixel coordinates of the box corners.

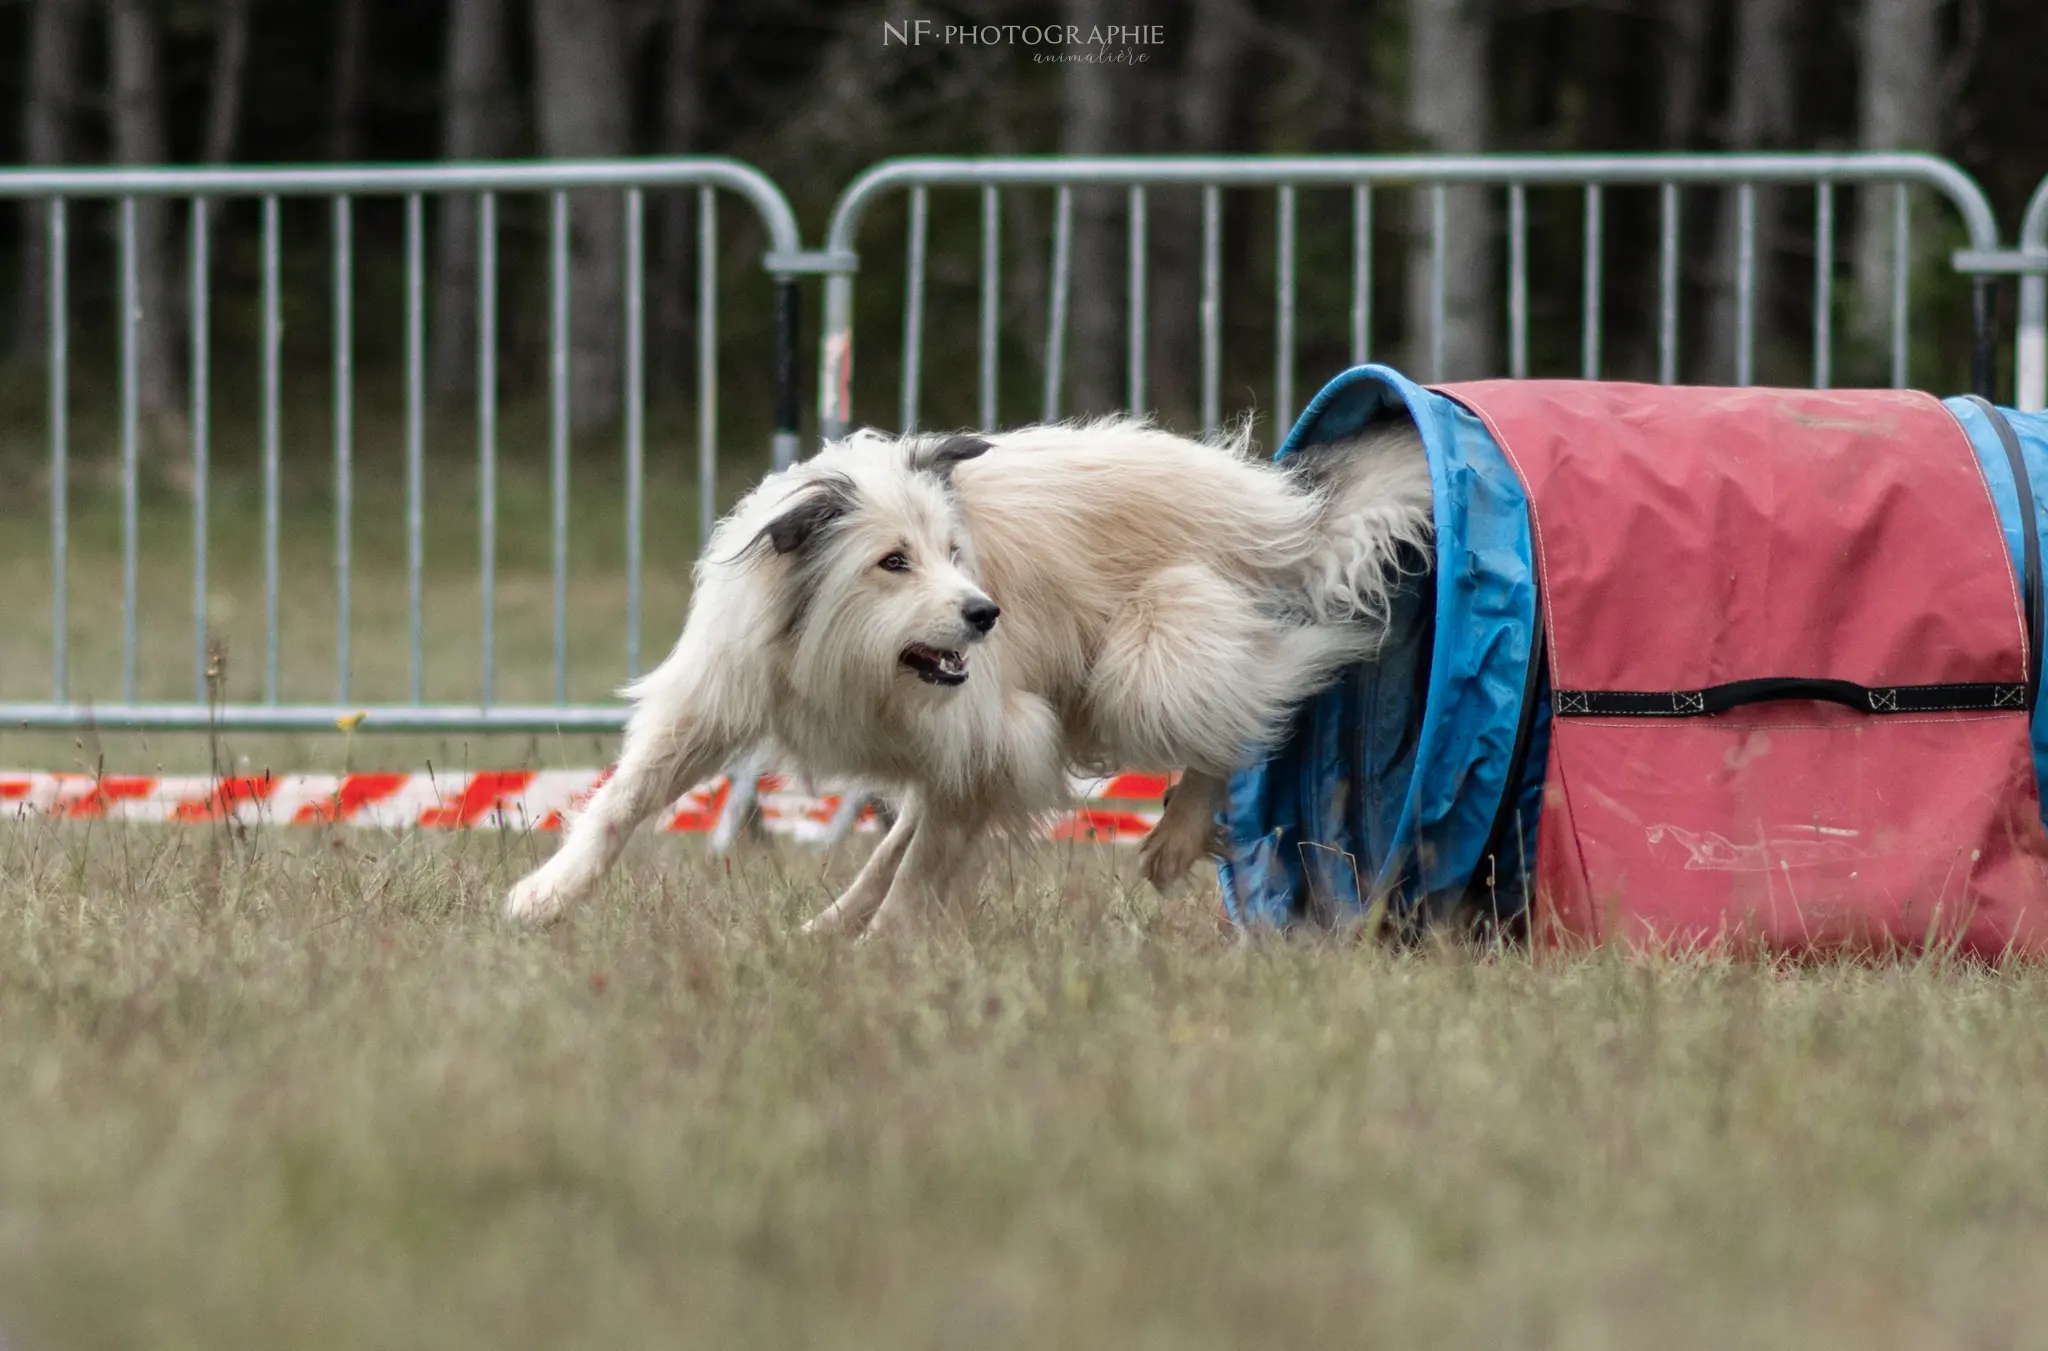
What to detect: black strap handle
<box><xmin>1555</xmin><ymin>678</ymin><xmax>2028</xmax><ymax>719</ymax></box>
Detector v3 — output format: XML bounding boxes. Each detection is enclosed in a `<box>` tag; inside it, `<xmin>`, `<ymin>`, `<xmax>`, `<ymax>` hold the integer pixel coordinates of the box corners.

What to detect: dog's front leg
<box><xmin>1138</xmin><ymin>769</ymin><xmax>1230</xmax><ymax>891</ymax></box>
<box><xmin>863</xmin><ymin>804</ymin><xmax>987</xmax><ymax>935</ymax></box>
<box><xmin>504</xmin><ymin>699</ymin><xmax>741</xmax><ymax>924</ymax></box>
<box><xmin>800</xmin><ymin>794</ymin><xmax>921</xmax><ymax>935</ymax></box>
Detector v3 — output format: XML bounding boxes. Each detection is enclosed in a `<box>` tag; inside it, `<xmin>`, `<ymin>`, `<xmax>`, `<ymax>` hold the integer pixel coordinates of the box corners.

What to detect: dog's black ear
<box><xmin>911</xmin><ymin>434</ymin><xmax>991</xmax><ymax>481</ymax></box>
<box><xmin>753</xmin><ymin>479</ymin><xmax>852</xmax><ymax>556</ymax></box>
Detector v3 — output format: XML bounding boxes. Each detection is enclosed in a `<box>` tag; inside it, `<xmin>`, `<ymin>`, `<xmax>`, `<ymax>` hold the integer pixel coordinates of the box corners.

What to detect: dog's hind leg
<box><xmin>800</xmin><ymin>794</ymin><xmax>920</xmax><ymax>936</ymax></box>
<box><xmin>1139</xmin><ymin>769</ymin><xmax>1230</xmax><ymax>891</ymax></box>
<box><xmin>504</xmin><ymin>704</ymin><xmax>742</xmax><ymax>924</ymax></box>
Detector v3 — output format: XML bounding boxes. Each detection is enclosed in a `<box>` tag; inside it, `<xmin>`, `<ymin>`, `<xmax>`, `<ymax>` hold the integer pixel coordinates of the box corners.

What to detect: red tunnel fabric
<box><xmin>1443</xmin><ymin>380</ymin><xmax>2048</xmax><ymax>957</ymax></box>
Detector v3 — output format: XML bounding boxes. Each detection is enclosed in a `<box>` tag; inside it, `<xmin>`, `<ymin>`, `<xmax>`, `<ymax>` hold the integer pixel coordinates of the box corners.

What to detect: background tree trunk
<box><xmin>989</xmin><ymin>66</ymin><xmax>1049</xmax><ymax>402</ymax></box>
<box><xmin>1704</xmin><ymin>0</ymin><xmax>1795</xmax><ymax>383</ymax></box>
<box><xmin>1853</xmin><ymin>0</ymin><xmax>1945</xmax><ymax>355</ymax></box>
<box><xmin>327</xmin><ymin>0</ymin><xmax>369</xmax><ymax>161</ymax></box>
<box><xmin>1659</xmin><ymin>0</ymin><xmax>1714</xmax><ymax>149</ymax></box>
<box><xmin>204</xmin><ymin>0</ymin><xmax>254</xmax><ymax>165</ymax></box>
<box><xmin>430</xmin><ymin>0</ymin><xmax>514</xmax><ymax>402</ymax></box>
<box><xmin>1151</xmin><ymin>0</ymin><xmax>1240</xmax><ymax>426</ymax></box>
<box><xmin>1307</xmin><ymin>0</ymin><xmax>1369</xmax><ymax>150</ymax></box>
<box><xmin>10</xmin><ymin>0</ymin><xmax>84</xmax><ymax>368</ymax></box>
<box><xmin>107</xmin><ymin>0</ymin><xmax>181</xmax><ymax>444</ymax></box>
<box><xmin>1405</xmin><ymin>0</ymin><xmax>1497</xmax><ymax>380</ymax></box>
<box><xmin>1059</xmin><ymin>0</ymin><xmax>1125</xmax><ymax>420</ymax></box>
<box><xmin>532</xmin><ymin>0</ymin><xmax>631</xmax><ymax>432</ymax></box>
<box><xmin>653</xmin><ymin>0</ymin><xmax>707</xmax><ymax>397</ymax></box>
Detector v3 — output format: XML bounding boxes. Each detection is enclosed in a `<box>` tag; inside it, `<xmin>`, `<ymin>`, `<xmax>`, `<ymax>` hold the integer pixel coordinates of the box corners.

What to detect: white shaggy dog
<box><xmin>504</xmin><ymin>416</ymin><xmax>1434</xmax><ymax>935</ymax></box>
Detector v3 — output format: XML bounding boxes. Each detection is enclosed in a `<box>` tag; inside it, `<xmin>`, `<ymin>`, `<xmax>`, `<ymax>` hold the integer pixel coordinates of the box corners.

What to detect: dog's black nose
<box><xmin>962</xmin><ymin>597</ymin><xmax>1000</xmax><ymax>634</ymax></box>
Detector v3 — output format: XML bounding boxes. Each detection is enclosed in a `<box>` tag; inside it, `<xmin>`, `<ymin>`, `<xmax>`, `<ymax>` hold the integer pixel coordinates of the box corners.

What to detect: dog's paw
<box><xmin>799</xmin><ymin>877</ymin><xmax>885</xmax><ymax>937</ymax></box>
<box><xmin>799</xmin><ymin>899</ymin><xmax>853</xmax><ymax>937</ymax></box>
<box><xmin>503</xmin><ymin>871</ymin><xmax>569</xmax><ymax>925</ymax></box>
<box><xmin>1140</xmin><ymin>816</ymin><xmax>1212</xmax><ymax>892</ymax></box>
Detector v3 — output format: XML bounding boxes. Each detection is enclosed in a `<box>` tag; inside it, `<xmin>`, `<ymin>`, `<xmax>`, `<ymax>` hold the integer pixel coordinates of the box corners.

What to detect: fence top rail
<box><xmin>0</xmin><ymin>155</ymin><xmax>804</xmax><ymax>255</ymax></box>
<box><xmin>824</xmin><ymin>152</ymin><xmax>2002</xmax><ymax>255</ymax></box>
<box><xmin>0</xmin><ymin>703</ymin><xmax>628</xmax><ymax>734</ymax></box>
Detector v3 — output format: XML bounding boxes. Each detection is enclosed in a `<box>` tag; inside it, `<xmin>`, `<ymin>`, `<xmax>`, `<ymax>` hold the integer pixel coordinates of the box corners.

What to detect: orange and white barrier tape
<box><xmin>0</xmin><ymin>769</ymin><xmax>1170</xmax><ymax>843</ymax></box>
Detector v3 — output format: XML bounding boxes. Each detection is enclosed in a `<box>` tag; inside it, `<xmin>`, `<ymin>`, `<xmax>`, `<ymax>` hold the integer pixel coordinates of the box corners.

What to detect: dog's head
<box><xmin>731</xmin><ymin>432</ymin><xmax>1000</xmax><ymax>699</ymax></box>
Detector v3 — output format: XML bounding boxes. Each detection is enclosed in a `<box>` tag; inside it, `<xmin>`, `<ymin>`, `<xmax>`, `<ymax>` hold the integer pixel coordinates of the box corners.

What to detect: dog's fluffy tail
<box><xmin>1290</xmin><ymin>419</ymin><xmax>1437</xmax><ymax>632</ymax></box>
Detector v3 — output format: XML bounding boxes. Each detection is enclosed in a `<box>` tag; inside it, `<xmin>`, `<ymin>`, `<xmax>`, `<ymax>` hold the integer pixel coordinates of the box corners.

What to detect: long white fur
<box><xmin>504</xmin><ymin>414</ymin><xmax>1434</xmax><ymax>934</ymax></box>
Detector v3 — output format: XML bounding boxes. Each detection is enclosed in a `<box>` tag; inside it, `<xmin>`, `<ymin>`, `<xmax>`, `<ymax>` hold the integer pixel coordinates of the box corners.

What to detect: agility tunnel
<box><xmin>1221</xmin><ymin>366</ymin><xmax>2048</xmax><ymax>956</ymax></box>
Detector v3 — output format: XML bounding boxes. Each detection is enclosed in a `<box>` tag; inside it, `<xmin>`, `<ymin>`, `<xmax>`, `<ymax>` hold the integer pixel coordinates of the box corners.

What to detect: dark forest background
<box><xmin>1</xmin><ymin>0</ymin><xmax>2045</xmax><ymax>458</ymax></box>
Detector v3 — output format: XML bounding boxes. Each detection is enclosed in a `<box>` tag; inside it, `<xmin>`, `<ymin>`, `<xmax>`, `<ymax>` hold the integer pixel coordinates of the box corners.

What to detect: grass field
<box><xmin>10</xmin><ymin>422</ymin><xmax>2048</xmax><ymax>1349</ymax></box>
<box><xmin>6</xmin><ymin>826</ymin><xmax>2048</xmax><ymax>1349</ymax></box>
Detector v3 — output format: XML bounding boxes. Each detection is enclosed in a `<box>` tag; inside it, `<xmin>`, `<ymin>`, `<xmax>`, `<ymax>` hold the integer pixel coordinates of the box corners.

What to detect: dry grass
<box><xmin>4</xmin><ymin>822</ymin><xmax>2048</xmax><ymax>1350</ymax></box>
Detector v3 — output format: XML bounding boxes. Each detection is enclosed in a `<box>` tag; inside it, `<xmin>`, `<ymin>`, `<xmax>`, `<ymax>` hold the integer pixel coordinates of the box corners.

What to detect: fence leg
<box><xmin>1973</xmin><ymin>277</ymin><xmax>1999</xmax><ymax>401</ymax></box>
<box><xmin>774</xmin><ymin>275</ymin><xmax>802</xmax><ymax>470</ymax></box>
<box><xmin>821</xmin><ymin>790</ymin><xmax>867</xmax><ymax>847</ymax></box>
<box><xmin>708</xmin><ymin>750</ymin><xmax>767</xmax><ymax>857</ymax></box>
<box><xmin>2024</xmin><ymin>269</ymin><xmax>2047</xmax><ymax>414</ymax></box>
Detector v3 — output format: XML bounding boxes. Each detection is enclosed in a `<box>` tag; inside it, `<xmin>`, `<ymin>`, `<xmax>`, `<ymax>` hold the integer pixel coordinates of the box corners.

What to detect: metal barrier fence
<box><xmin>2017</xmin><ymin>176</ymin><xmax>2048</xmax><ymax>413</ymax></box>
<box><xmin>0</xmin><ymin>153</ymin><xmax>2028</xmax><ymax>739</ymax></box>
<box><xmin>818</xmin><ymin>154</ymin><xmax>2005</xmax><ymax>443</ymax></box>
<box><xmin>0</xmin><ymin>159</ymin><xmax>809</xmax><ymax>734</ymax></box>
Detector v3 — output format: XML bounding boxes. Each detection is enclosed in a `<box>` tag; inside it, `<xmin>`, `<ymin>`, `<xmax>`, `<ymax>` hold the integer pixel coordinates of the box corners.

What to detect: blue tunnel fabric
<box><xmin>1949</xmin><ymin>398</ymin><xmax>2048</xmax><ymax>831</ymax></box>
<box><xmin>1217</xmin><ymin>366</ymin><xmax>1542</xmax><ymax>928</ymax></box>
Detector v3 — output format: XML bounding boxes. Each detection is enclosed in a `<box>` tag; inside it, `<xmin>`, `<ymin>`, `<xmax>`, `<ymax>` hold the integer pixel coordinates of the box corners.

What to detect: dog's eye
<box><xmin>878</xmin><ymin>551</ymin><xmax>911</xmax><ymax>573</ymax></box>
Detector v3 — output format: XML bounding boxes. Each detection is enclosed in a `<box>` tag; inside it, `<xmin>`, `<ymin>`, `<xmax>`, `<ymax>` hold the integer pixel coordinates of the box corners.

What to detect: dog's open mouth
<box><xmin>900</xmin><ymin>643</ymin><xmax>969</xmax><ymax>686</ymax></box>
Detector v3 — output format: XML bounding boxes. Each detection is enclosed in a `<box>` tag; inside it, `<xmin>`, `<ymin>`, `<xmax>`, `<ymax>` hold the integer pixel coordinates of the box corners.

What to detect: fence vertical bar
<box><xmin>900</xmin><ymin>185</ymin><xmax>927</xmax><ymax>433</ymax></box>
<box><xmin>2023</xmin><ymin>236</ymin><xmax>2046</xmax><ymax>412</ymax></box>
<box><xmin>979</xmin><ymin>184</ymin><xmax>999</xmax><ymax>429</ymax></box>
<box><xmin>1201</xmin><ymin>184</ymin><xmax>1221</xmax><ymax>432</ymax></box>
<box><xmin>119</xmin><ymin>197</ymin><xmax>139</xmax><ymax>702</ymax></box>
<box><xmin>261</xmin><ymin>195</ymin><xmax>282</xmax><ymax>704</ymax></box>
<box><xmin>191</xmin><ymin>198</ymin><xmax>211</xmax><ymax>702</ymax></box>
<box><xmin>332</xmin><ymin>196</ymin><xmax>352</xmax><ymax>701</ymax></box>
<box><xmin>1429</xmin><ymin>185</ymin><xmax>1448</xmax><ymax>382</ymax></box>
<box><xmin>1735</xmin><ymin>183</ymin><xmax>1756</xmax><ymax>387</ymax></box>
<box><xmin>478</xmin><ymin>192</ymin><xmax>497</xmax><ymax>705</ymax></box>
<box><xmin>1127</xmin><ymin>185</ymin><xmax>1147</xmax><ymax>414</ymax></box>
<box><xmin>697</xmin><ymin>186</ymin><xmax>717</xmax><ymax>550</ymax></box>
<box><xmin>1043</xmin><ymin>185</ymin><xmax>1072</xmax><ymax>423</ymax></box>
<box><xmin>1972</xmin><ymin>278</ymin><xmax>1996</xmax><ymax>400</ymax></box>
<box><xmin>550</xmin><ymin>190</ymin><xmax>571</xmax><ymax>705</ymax></box>
<box><xmin>772</xmin><ymin>273</ymin><xmax>799</xmax><ymax>473</ymax></box>
<box><xmin>624</xmin><ymin>186</ymin><xmax>645</xmax><ymax>678</ymax></box>
<box><xmin>1275</xmin><ymin>185</ymin><xmax>1296</xmax><ymax>431</ymax></box>
<box><xmin>1891</xmin><ymin>184</ymin><xmax>1910</xmax><ymax>388</ymax></box>
<box><xmin>821</xmin><ymin>274</ymin><xmax>854</xmax><ymax>445</ymax></box>
<box><xmin>1659</xmin><ymin>182</ymin><xmax>1680</xmax><ymax>385</ymax></box>
<box><xmin>48</xmin><ymin>199</ymin><xmax>66</xmax><ymax>701</ymax></box>
<box><xmin>1582</xmin><ymin>184</ymin><xmax>1603</xmax><ymax>379</ymax></box>
<box><xmin>1813</xmin><ymin>182</ymin><xmax>1833</xmax><ymax>389</ymax></box>
<box><xmin>1351</xmin><ymin>185</ymin><xmax>1372</xmax><ymax>366</ymax></box>
<box><xmin>1508</xmin><ymin>183</ymin><xmax>1529</xmax><ymax>379</ymax></box>
<box><xmin>404</xmin><ymin>193</ymin><xmax>425</xmax><ymax>704</ymax></box>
